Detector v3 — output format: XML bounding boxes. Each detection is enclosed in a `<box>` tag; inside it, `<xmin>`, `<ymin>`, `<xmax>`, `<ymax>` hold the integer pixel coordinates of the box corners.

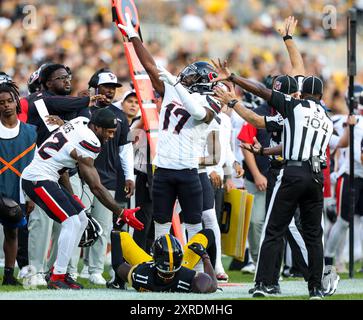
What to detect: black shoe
<box><xmin>64</xmin><ymin>273</ymin><xmax>83</xmax><ymax>289</ymax></box>
<box><xmin>251</xmin><ymin>283</ymin><xmax>279</xmax><ymax>297</ymax></box>
<box><xmin>250</xmin><ymin>284</ymin><xmax>281</xmax><ymax>295</ymax></box>
<box><xmin>229</xmin><ymin>258</ymin><xmax>245</xmax><ymax>271</ymax></box>
<box><xmin>2</xmin><ymin>275</ymin><xmax>22</xmax><ymax>286</ymax></box>
<box><xmin>47</xmin><ymin>279</ymin><xmax>71</xmax><ymax>290</ymax></box>
<box><xmin>106</xmin><ymin>280</ymin><xmax>127</xmax><ymax>290</ymax></box>
<box><xmin>309</xmin><ymin>287</ymin><xmax>324</xmax><ymax>300</ymax></box>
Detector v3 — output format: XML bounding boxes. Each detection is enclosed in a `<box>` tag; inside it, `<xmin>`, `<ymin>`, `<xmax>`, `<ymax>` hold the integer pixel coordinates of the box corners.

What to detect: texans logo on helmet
<box><xmin>274</xmin><ymin>80</ymin><xmax>282</xmax><ymax>91</ymax></box>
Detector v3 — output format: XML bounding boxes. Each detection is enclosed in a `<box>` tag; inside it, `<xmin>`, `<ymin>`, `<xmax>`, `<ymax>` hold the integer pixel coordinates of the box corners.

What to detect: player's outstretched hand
<box><xmin>118</xmin><ymin>207</ymin><xmax>144</xmax><ymax>231</ymax></box>
<box><xmin>188</xmin><ymin>242</ymin><xmax>207</xmax><ymax>257</ymax></box>
<box><xmin>157</xmin><ymin>66</ymin><xmax>178</xmax><ymax>86</ymax></box>
<box><xmin>213</xmin><ymin>86</ymin><xmax>238</xmax><ymax>105</ymax></box>
<box><xmin>211</xmin><ymin>58</ymin><xmax>232</xmax><ymax>82</ymax></box>
<box><xmin>277</xmin><ymin>16</ymin><xmax>298</xmax><ymax>37</ymax></box>
<box><xmin>117</xmin><ymin>13</ymin><xmax>139</xmax><ymax>39</ymax></box>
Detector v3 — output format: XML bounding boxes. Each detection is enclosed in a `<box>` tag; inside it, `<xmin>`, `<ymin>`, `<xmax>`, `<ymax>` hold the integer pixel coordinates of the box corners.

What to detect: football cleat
<box><xmin>322</xmin><ymin>265</ymin><xmax>340</xmax><ymax>296</ymax></box>
<box><xmin>241</xmin><ymin>262</ymin><xmax>256</xmax><ymax>274</ymax></box>
<box><xmin>3</xmin><ymin>275</ymin><xmax>22</xmax><ymax>286</ymax></box>
<box><xmin>64</xmin><ymin>273</ymin><xmax>83</xmax><ymax>289</ymax></box>
<box><xmin>251</xmin><ymin>283</ymin><xmax>280</xmax><ymax>297</ymax></box>
<box><xmin>309</xmin><ymin>287</ymin><xmax>324</xmax><ymax>300</ymax></box>
<box><xmin>216</xmin><ymin>272</ymin><xmax>229</xmax><ymax>283</ymax></box>
<box><xmin>106</xmin><ymin>280</ymin><xmax>127</xmax><ymax>290</ymax></box>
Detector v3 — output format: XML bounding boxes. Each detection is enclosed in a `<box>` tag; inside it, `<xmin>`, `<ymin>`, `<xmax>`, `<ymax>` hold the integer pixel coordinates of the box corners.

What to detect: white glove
<box><xmin>157</xmin><ymin>65</ymin><xmax>178</xmax><ymax>86</ymax></box>
<box><xmin>118</xmin><ymin>13</ymin><xmax>139</xmax><ymax>39</ymax></box>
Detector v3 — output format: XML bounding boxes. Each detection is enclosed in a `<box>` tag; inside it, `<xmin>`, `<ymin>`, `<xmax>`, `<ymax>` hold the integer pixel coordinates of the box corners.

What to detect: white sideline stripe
<box><xmin>41</xmin><ymin>187</ymin><xmax>69</xmax><ymax>218</ymax></box>
<box><xmin>2</xmin><ymin>279</ymin><xmax>362</xmax><ymax>300</ymax></box>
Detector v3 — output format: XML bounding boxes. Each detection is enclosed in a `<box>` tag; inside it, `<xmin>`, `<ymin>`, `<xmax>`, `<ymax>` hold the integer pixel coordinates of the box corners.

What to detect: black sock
<box><xmin>324</xmin><ymin>257</ymin><xmax>334</xmax><ymax>266</ymax></box>
<box><xmin>110</xmin><ymin>230</ymin><xmax>125</xmax><ymax>273</ymax></box>
<box><xmin>4</xmin><ymin>267</ymin><xmax>14</xmax><ymax>278</ymax></box>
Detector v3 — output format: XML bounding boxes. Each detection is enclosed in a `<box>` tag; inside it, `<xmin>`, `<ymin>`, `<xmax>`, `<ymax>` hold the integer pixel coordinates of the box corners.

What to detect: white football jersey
<box><xmin>153</xmin><ymin>83</ymin><xmax>219</xmax><ymax>170</ymax></box>
<box><xmin>22</xmin><ymin>117</ymin><xmax>101</xmax><ymax>182</ymax></box>
<box><xmin>343</xmin><ymin>115</ymin><xmax>363</xmax><ymax>178</ymax></box>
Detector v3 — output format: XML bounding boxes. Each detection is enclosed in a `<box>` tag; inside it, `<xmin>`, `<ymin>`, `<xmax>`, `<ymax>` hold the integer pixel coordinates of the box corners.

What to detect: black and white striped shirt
<box><xmin>270</xmin><ymin>91</ymin><xmax>333</xmax><ymax>161</ymax></box>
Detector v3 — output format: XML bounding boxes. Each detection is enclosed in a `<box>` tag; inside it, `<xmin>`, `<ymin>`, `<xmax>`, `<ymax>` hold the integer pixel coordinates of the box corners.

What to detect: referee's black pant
<box><xmin>266</xmin><ymin>166</ymin><xmax>309</xmax><ymax>284</ymax></box>
<box><xmin>255</xmin><ymin>161</ymin><xmax>324</xmax><ymax>291</ymax></box>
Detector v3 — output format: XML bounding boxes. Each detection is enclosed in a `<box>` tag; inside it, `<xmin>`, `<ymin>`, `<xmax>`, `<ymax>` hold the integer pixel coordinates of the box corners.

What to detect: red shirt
<box><xmin>238</xmin><ymin>123</ymin><xmax>257</xmax><ymax>144</ymax></box>
<box><xmin>17</xmin><ymin>97</ymin><xmax>29</xmax><ymax>123</ymax></box>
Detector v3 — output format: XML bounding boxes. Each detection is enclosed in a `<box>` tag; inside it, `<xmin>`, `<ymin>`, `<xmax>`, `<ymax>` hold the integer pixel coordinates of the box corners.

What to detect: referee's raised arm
<box><xmin>211</xmin><ymin>59</ymin><xmax>297</xmax><ymax>118</ymax></box>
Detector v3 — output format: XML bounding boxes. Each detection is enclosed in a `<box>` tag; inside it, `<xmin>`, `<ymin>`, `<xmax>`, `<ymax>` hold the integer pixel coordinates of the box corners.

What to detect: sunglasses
<box><xmin>51</xmin><ymin>74</ymin><xmax>72</xmax><ymax>82</ymax></box>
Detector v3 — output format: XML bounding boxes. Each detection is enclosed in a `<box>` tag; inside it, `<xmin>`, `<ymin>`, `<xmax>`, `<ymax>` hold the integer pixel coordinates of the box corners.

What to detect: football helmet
<box><xmin>152</xmin><ymin>234</ymin><xmax>183</xmax><ymax>273</ymax></box>
<box><xmin>178</xmin><ymin>61</ymin><xmax>218</xmax><ymax>95</ymax></box>
<box><xmin>345</xmin><ymin>84</ymin><xmax>363</xmax><ymax>115</ymax></box>
<box><xmin>0</xmin><ymin>72</ymin><xmax>12</xmax><ymax>85</ymax></box>
<box><xmin>0</xmin><ymin>196</ymin><xmax>23</xmax><ymax>224</ymax></box>
<box><xmin>27</xmin><ymin>63</ymin><xmax>53</xmax><ymax>94</ymax></box>
<box><xmin>78</xmin><ymin>214</ymin><xmax>103</xmax><ymax>247</ymax></box>
<box><xmin>242</xmin><ymin>91</ymin><xmax>264</xmax><ymax>109</ymax></box>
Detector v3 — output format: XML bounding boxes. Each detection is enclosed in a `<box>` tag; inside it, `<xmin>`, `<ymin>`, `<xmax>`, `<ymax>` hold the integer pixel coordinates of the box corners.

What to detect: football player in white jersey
<box><xmin>21</xmin><ymin>108</ymin><xmax>143</xmax><ymax>289</ymax></box>
<box><xmin>118</xmin><ymin>14</ymin><xmax>221</xmax><ymax>241</ymax></box>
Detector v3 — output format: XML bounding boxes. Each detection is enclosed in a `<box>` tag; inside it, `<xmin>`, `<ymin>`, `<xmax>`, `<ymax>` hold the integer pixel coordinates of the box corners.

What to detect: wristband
<box><xmin>227</xmin><ymin>99</ymin><xmax>239</xmax><ymax>109</ymax></box>
<box><xmin>201</xmin><ymin>254</ymin><xmax>210</xmax><ymax>260</ymax></box>
<box><xmin>228</xmin><ymin>73</ymin><xmax>236</xmax><ymax>82</ymax></box>
<box><xmin>283</xmin><ymin>35</ymin><xmax>292</xmax><ymax>41</ymax></box>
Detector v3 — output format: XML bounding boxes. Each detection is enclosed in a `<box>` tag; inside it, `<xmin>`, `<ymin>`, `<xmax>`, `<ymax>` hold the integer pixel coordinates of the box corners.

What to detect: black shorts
<box><xmin>199</xmin><ymin>172</ymin><xmax>214</xmax><ymax>211</ymax></box>
<box><xmin>152</xmin><ymin>167</ymin><xmax>202</xmax><ymax>224</ymax></box>
<box><xmin>22</xmin><ymin>179</ymin><xmax>84</xmax><ymax>223</ymax></box>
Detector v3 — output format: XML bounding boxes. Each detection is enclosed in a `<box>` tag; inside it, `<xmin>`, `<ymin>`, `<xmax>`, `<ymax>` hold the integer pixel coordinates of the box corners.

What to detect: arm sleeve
<box><xmin>237</xmin><ymin>123</ymin><xmax>257</xmax><ymax>144</ymax></box>
<box><xmin>264</xmin><ymin>114</ymin><xmax>284</xmax><ymax>133</ymax></box>
<box><xmin>119</xmin><ymin>143</ymin><xmax>135</xmax><ymax>181</ymax></box>
<box><xmin>174</xmin><ymin>83</ymin><xmax>207</xmax><ymax>120</ymax></box>
<box><xmin>45</xmin><ymin>96</ymin><xmax>90</xmax><ymax>113</ymax></box>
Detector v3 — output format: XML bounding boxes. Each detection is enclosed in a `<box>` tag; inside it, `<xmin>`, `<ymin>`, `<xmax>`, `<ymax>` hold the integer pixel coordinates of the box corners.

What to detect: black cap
<box><xmin>273</xmin><ymin>75</ymin><xmax>298</xmax><ymax>94</ymax></box>
<box><xmin>302</xmin><ymin>76</ymin><xmax>323</xmax><ymax>95</ymax></box>
<box><xmin>90</xmin><ymin>108</ymin><xmax>117</xmax><ymax>129</ymax></box>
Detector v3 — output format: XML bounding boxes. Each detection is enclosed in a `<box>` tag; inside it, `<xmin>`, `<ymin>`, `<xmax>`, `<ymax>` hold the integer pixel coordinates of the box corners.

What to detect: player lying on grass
<box><xmin>108</xmin><ymin>229</ymin><xmax>218</xmax><ymax>293</ymax></box>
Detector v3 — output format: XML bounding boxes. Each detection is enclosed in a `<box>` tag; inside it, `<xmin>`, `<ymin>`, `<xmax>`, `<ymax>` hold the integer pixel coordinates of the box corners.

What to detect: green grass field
<box><xmin>0</xmin><ymin>257</ymin><xmax>362</xmax><ymax>300</ymax></box>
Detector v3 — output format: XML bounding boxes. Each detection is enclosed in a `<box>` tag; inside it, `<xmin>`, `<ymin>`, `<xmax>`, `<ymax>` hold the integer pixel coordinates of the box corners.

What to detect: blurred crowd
<box><xmin>0</xmin><ymin>0</ymin><xmax>362</xmax><ymax>115</ymax></box>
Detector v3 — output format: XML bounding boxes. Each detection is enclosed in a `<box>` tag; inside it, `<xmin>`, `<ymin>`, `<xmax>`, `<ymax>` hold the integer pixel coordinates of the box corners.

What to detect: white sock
<box><xmin>74</xmin><ymin>210</ymin><xmax>89</xmax><ymax>247</ymax></box>
<box><xmin>54</xmin><ymin>215</ymin><xmax>81</xmax><ymax>275</ymax></box>
<box><xmin>202</xmin><ymin>208</ymin><xmax>225</xmax><ymax>274</ymax></box>
<box><xmin>180</xmin><ymin>223</ymin><xmax>187</xmax><ymax>245</ymax></box>
<box><xmin>154</xmin><ymin>222</ymin><xmax>172</xmax><ymax>239</ymax></box>
<box><xmin>185</xmin><ymin>223</ymin><xmax>203</xmax><ymax>242</ymax></box>
<box><xmin>325</xmin><ymin>216</ymin><xmax>349</xmax><ymax>259</ymax></box>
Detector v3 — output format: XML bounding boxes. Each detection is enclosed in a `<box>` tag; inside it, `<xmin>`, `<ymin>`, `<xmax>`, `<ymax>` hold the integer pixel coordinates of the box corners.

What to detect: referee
<box><xmin>213</xmin><ymin>62</ymin><xmax>333</xmax><ymax>299</ymax></box>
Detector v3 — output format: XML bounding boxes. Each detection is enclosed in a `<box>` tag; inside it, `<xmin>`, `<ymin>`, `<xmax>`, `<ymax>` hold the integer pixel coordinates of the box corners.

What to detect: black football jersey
<box><xmin>129</xmin><ymin>262</ymin><xmax>196</xmax><ymax>292</ymax></box>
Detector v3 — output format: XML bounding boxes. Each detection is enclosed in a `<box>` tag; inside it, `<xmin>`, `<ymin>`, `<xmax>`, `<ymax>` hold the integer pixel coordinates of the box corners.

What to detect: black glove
<box><xmin>188</xmin><ymin>242</ymin><xmax>207</xmax><ymax>257</ymax></box>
